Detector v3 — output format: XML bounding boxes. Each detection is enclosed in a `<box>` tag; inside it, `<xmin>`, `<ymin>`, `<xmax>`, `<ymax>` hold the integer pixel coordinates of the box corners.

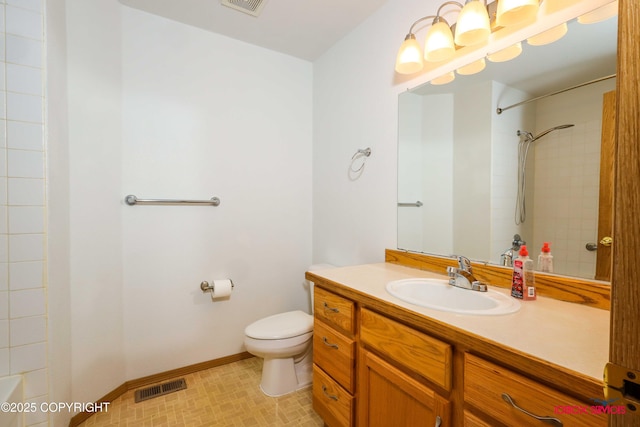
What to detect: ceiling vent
<box><xmin>221</xmin><ymin>0</ymin><xmax>268</xmax><ymax>17</ymax></box>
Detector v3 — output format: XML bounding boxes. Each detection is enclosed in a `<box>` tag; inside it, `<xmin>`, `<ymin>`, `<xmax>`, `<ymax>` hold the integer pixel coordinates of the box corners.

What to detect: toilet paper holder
<box><xmin>200</xmin><ymin>280</ymin><xmax>234</xmax><ymax>293</ymax></box>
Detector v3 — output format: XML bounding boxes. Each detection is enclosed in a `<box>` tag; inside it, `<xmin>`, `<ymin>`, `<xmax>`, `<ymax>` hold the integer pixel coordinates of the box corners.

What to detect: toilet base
<box><xmin>259</xmin><ymin>358</ymin><xmax>311</xmax><ymax>397</ymax></box>
<box><xmin>259</xmin><ymin>345</ymin><xmax>313</xmax><ymax>397</ymax></box>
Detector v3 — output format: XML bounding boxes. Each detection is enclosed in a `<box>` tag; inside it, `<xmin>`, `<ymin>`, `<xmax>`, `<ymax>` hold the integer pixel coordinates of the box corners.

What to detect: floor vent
<box><xmin>134</xmin><ymin>378</ymin><xmax>187</xmax><ymax>403</ymax></box>
<box><xmin>221</xmin><ymin>0</ymin><xmax>269</xmax><ymax>17</ymax></box>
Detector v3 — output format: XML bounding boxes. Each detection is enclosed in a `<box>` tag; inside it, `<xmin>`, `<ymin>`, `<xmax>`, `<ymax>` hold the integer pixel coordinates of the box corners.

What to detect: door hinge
<box><xmin>604</xmin><ymin>362</ymin><xmax>640</xmax><ymax>413</ymax></box>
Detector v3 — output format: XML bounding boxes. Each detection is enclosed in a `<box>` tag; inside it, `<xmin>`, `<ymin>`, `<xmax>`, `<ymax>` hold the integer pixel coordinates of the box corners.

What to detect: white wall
<box><xmin>421</xmin><ymin>94</ymin><xmax>453</xmax><ymax>255</ymax></box>
<box><xmin>312</xmin><ymin>0</ymin><xmax>433</xmax><ymax>266</ymax></box>
<box><xmin>120</xmin><ymin>7</ymin><xmax>313</xmax><ymax>379</ymax></box>
<box><xmin>452</xmin><ymin>81</ymin><xmax>492</xmax><ymax>260</ymax></box>
<box><xmin>43</xmin><ymin>0</ymin><xmax>316</xmax><ymax>418</ymax></box>
<box><xmin>66</xmin><ymin>0</ymin><xmax>126</xmax><ymax>407</ymax></box>
<box><xmin>46</xmin><ymin>0</ymin><xmax>72</xmax><ymax>425</ymax></box>
<box><xmin>490</xmin><ymin>82</ymin><xmax>533</xmax><ymax>262</ymax></box>
<box><xmin>532</xmin><ymin>79</ymin><xmax>615</xmax><ymax>278</ymax></box>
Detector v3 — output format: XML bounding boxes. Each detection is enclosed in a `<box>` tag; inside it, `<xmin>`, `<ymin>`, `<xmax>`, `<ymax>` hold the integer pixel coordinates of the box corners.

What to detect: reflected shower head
<box><xmin>517</xmin><ymin>124</ymin><xmax>574</xmax><ymax>143</ymax></box>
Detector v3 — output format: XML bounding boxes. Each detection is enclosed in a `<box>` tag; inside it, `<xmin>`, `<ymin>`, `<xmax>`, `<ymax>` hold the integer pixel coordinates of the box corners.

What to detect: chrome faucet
<box><xmin>500</xmin><ymin>234</ymin><xmax>526</xmax><ymax>267</ymax></box>
<box><xmin>447</xmin><ymin>256</ymin><xmax>488</xmax><ymax>292</ymax></box>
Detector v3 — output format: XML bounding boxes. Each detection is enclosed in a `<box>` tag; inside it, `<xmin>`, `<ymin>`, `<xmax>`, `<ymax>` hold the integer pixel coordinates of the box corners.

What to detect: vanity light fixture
<box><xmin>496</xmin><ymin>0</ymin><xmax>540</xmax><ymax>27</ymax></box>
<box><xmin>487</xmin><ymin>42</ymin><xmax>523</xmax><ymax>62</ymax></box>
<box><xmin>456</xmin><ymin>57</ymin><xmax>486</xmax><ymax>75</ymax></box>
<box><xmin>577</xmin><ymin>0</ymin><xmax>618</xmax><ymax>24</ymax></box>
<box><xmin>424</xmin><ymin>15</ymin><xmax>457</xmax><ymax>62</ymax></box>
<box><xmin>395</xmin><ymin>33</ymin><xmax>426</xmax><ymax>74</ymax></box>
<box><xmin>431</xmin><ymin>71</ymin><xmax>456</xmax><ymax>85</ymax></box>
<box><xmin>455</xmin><ymin>0</ymin><xmax>492</xmax><ymax>46</ymax></box>
<box><xmin>395</xmin><ymin>0</ymin><xmax>492</xmax><ymax>74</ymax></box>
<box><xmin>526</xmin><ymin>22</ymin><xmax>567</xmax><ymax>45</ymax></box>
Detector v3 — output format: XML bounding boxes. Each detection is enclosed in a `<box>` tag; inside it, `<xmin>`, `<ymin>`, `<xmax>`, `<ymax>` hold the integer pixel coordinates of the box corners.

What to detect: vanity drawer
<box><xmin>464</xmin><ymin>353</ymin><xmax>607</xmax><ymax>427</ymax></box>
<box><xmin>314</xmin><ymin>287</ymin><xmax>355</xmax><ymax>334</ymax></box>
<box><xmin>313</xmin><ymin>319</ymin><xmax>356</xmax><ymax>393</ymax></box>
<box><xmin>463</xmin><ymin>410</ymin><xmax>494</xmax><ymax>427</ymax></box>
<box><xmin>359</xmin><ymin>307</ymin><xmax>452</xmax><ymax>391</ymax></box>
<box><xmin>313</xmin><ymin>364</ymin><xmax>354</xmax><ymax>427</ymax></box>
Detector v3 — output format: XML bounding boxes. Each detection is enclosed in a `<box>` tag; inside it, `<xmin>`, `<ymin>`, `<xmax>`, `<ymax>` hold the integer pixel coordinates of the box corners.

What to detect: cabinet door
<box><xmin>358</xmin><ymin>349</ymin><xmax>450</xmax><ymax>427</ymax></box>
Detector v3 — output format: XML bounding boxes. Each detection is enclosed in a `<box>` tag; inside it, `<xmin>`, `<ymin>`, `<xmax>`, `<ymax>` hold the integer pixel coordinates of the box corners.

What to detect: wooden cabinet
<box><xmin>314</xmin><ymin>286</ymin><xmax>355</xmax><ymax>335</ymax></box>
<box><xmin>464</xmin><ymin>353</ymin><xmax>607</xmax><ymax>427</ymax></box>
<box><xmin>310</xmin><ymin>282</ymin><xmax>605</xmax><ymax>427</ymax></box>
<box><xmin>358</xmin><ymin>348</ymin><xmax>450</xmax><ymax>427</ymax></box>
<box><xmin>360</xmin><ymin>308</ymin><xmax>452</xmax><ymax>392</ymax></box>
<box><xmin>313</xmin><ymin>287</ymin><xmax>356</xmax><ymax>427</ymax></box>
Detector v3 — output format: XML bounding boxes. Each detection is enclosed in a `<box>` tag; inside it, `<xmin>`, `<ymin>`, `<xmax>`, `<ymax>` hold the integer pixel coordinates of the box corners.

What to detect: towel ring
<box><xmin>350</xmin><ymin>147</ymin><xmax>371</xmax><ymax>173</ymax></box>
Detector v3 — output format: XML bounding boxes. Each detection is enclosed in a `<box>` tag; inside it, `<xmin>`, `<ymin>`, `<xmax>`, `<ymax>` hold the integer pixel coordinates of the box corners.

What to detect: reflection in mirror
<box><xmin>397</xmin><ymin>16</ymin><xmax>617</xmax><ymax>281</ymax></box>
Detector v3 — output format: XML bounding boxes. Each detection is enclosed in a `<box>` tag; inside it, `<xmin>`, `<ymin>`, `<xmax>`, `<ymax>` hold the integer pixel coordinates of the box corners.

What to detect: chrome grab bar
<box><xmin>125</xmin><ymin>195</ymin><xmax>220</xmax><ymax>206</ymax></box>
<box><xmin>397</xmin><ymin>201</ymin><xmax>423</xmax><ymax>207</ymax></box>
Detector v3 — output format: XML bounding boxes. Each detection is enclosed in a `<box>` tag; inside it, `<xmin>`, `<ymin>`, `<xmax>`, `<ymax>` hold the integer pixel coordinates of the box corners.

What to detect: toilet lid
<box><xmin>245</xmin><ymin>310</ymin><xmax>313</xmax><ymax>340</ymax></box>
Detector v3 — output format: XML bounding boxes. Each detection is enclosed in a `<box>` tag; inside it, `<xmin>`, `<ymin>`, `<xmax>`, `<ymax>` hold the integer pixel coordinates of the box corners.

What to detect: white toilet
<box><xmin>243</xmin><ymin>264</ymin><xmax>334</xmax><ymax>397</ymax></box>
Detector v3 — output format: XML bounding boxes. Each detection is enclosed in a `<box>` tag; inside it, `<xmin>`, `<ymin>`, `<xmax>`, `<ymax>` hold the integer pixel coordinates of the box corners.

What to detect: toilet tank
<box><xmin>307</xmin><ymin>264</ymin><xmax>335</xmax><ymax>314</ymax></box>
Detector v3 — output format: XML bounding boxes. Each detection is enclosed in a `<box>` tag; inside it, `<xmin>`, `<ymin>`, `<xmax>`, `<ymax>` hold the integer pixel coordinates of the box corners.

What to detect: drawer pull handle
<box><xmin>323</xmin><ymin>302</ymin><xmax>340</xmax><ymax>313</ymax></box>
<box><xmin>322</xmin><ymin>385</ymin><xmax>339</xmax><ymax>401</ymax></box>
<box><xmin>435</xmin><ymin>415</ymin><xmax>442</xmax><ymax>427</ymax></box>
<box><xmin>501</xmin><ymin>393</ymin><xmax>563</xmax><ymax>426</ymax></box>
<box><xmin>322</xmin><ymin>337</ymin><xmax>339</xmax><ymax>349</ymax></box>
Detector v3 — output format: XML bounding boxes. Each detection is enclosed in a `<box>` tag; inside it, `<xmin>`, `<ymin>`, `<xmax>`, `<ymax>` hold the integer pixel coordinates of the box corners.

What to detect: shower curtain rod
<box><xmin>496</xmin><ymin>73</ymin><xmax>617</xmax><ymax>115</ymax></box>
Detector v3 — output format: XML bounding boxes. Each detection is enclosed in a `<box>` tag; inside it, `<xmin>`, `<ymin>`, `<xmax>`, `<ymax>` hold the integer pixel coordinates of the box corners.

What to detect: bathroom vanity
<box><xmin>308</xmin><ymin>252</ymin><xmax>609</xmax><ymax>427</ymax></box>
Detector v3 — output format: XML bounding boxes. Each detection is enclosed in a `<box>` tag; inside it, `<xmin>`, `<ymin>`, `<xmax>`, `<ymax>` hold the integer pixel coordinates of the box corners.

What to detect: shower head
<box><xmin>517</xmin><ymin>124</ymin><xmax>574</xmax><ymax>143</ymax></box>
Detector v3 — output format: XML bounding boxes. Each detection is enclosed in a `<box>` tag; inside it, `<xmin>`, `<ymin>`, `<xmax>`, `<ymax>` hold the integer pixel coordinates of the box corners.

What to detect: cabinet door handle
<box><xmin>322</xmin><ymin>385</ymin><xmax>338</xmax><ymax>401</ymax></box>
<box><xmin>501</xmin><ymin>393</ymin><xmax>563</xmax><ymax>426</ymax></box>
<box><xmin>434</xmin><ymin>415</ymin><xmax>442</xmax><ymax>427</ymax></box>
<box><xmin>322</xmin><ymin>337</ymin><xmax>339</xmax><ymax>349</ymax></box>
<box><xmin>323</xmin><ymin>302</ymin><xmax>340</xmax><ymax>313</ymax></box>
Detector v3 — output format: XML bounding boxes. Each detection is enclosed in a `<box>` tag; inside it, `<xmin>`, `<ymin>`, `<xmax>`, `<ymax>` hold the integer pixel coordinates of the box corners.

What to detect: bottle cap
<box><xmin>541</xmin><ymin>242</ymin><xmax>551</xmax><ymax>253</ymax></box>
<box><xmin>519</xmin><ymin>245</ymin><xmax>528</xmax><ymax>256</ymax></box>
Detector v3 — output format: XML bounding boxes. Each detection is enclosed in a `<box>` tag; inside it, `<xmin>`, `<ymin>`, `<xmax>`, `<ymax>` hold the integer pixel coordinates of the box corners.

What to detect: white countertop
<box><xmin>311</xmin><ymin>262</ymin><xmax>610</xmax><ymax>381</ymax></box>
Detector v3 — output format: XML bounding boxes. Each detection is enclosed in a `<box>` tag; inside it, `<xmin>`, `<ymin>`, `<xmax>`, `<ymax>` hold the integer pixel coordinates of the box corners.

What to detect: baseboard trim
<box><xmin>68</xmin><ymin>351</ymin><xmax>253</xmax><ymax>427</ymax></box>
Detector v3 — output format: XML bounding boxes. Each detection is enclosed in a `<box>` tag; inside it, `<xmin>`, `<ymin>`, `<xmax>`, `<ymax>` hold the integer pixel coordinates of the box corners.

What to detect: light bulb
<box><xmin>457</xmin><ymin>58</ymin><xmax>486</xmax><ymax>75</ymax></box>
<box><xmin>496</xmin><ymin>0</ymin><xmax>539</xmax><ymax>27</ymax></box>
<box><xmin>424</xmin><ymin>20</ymin><xmax>456</xmax><ymax>62</ymax></box>
<box><xmin>455</xmin><ymin>0</ymin><xmax>491</xmax><ymax>46</ymax></box>
<box><xmin>431</xmin><ymin>71</ymin><xmax>456</xmax><ymax>85</ymax></box>
<box><xmin>527</xmin><ymin>23</ymin><xmax>567</xmax><ymax>46</ymax></box>
<box><xmin>395</xmin><ymin>34</ymin><xmax>424</xmax><ymax>74</ymax></box>
<box><xmin>487</xmin><ymin>42</ymin><xmax>523</xmax><ymax>62</ymax></box>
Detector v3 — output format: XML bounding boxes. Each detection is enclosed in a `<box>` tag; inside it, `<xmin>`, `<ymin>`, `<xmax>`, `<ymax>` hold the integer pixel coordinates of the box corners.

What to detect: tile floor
<box><xmin>79</xmin><ymin>357</ymin><xmax>323</xmax><ymax>427</ymax></box>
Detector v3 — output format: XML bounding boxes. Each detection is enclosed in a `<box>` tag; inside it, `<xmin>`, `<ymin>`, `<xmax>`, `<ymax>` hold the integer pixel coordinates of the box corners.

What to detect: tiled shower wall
<box><xmin>0</xmin><ymin>0</ymin><xmax>49</xmax><ymax>426</ymax></box>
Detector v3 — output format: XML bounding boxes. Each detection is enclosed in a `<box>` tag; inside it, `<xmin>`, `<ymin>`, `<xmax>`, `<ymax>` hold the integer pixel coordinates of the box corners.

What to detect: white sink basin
<box><xmin>385</xmin><ymin>278</ymin><xmax>520</xmax><ymax>315</ymax></box>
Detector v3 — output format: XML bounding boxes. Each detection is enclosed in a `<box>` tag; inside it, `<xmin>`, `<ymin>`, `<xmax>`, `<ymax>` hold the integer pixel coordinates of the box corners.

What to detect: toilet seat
<box><xmin>245</xmin><ymin>310</ymin><xmax>313</xmax><ymax>340</ymax></box>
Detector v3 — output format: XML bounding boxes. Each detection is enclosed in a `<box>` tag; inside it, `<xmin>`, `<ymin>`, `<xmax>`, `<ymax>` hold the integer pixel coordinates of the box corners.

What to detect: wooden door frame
<box><xmin>610</xmin><ymin>0</ymin><xmax>640</xmax><ymax>425</ymax></box>
<box><xmin>596</xmin><ymin>90</ymin><xmax>615</xmax><ymax>281</ymax></box>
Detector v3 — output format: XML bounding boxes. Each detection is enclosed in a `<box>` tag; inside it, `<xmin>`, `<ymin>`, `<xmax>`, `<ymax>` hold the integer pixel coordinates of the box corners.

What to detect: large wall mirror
<box><xmin>397</xmin><ymin>11</ymin><xmax>617</xmax><ymax>282</ymax></box>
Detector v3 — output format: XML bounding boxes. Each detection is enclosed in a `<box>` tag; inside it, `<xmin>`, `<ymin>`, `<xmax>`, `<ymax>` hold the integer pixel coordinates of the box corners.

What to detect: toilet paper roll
<box><xmin>211</xmin><ymin>279</ymin><xmax>233</xmax><ymax>300</ymax></box>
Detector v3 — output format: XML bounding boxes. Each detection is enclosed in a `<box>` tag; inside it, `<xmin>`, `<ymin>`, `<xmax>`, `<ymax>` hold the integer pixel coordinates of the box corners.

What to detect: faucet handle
<box><xmin>457</xmin><ymin>256</ymin><xmax>473</xmax><ymax>273</ymax></box>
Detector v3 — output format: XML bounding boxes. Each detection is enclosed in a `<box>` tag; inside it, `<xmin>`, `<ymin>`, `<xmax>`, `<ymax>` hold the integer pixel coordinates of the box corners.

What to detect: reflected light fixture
<box><xmin>527</xmin><ymin>22</ymin><xmax>567</xmax><ymax>45</ymax></box>
<box><xmin>496</xmin><ymin>0</ymin><xmax>540</xmax><ymax>27</ymax></box>
<box><xmin>456</xmin><ymin>58</ymin><xmax>486</xmax><ymax>75</ymax></box>
<box><xmin>487</xmin><ymin>42</ymin><xmax>523</xmax><ymax>62</ymax></box>
<box><xmin>538</xmin><ymin>0</ymin><xmax>577</xmax><ymax>16</ymax></box>
<box><xmin>455</xmin><ymin>0</ymin><xmax>491</xmax><ymax>46</ymax></box>
<box><xmin>578</xmin><ymin>0</ymin><xmax>618</xmax><ymax>24</ymax></box>
<box><xmin>431</xmin><ymin>71</ymin><xmax>456</xmax><ymax>85</ymax></box>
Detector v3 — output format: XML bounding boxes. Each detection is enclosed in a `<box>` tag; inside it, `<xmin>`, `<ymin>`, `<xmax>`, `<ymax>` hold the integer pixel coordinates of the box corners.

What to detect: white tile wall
<box><xmin>0</xmin><ymin>0</ymin><xmax>49</xmax><ymax>425</ymax></box>
<box><xmin>532</xmin><ymin>80</ymin><xmax>614</xmax><ymax>279</ymax></box>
